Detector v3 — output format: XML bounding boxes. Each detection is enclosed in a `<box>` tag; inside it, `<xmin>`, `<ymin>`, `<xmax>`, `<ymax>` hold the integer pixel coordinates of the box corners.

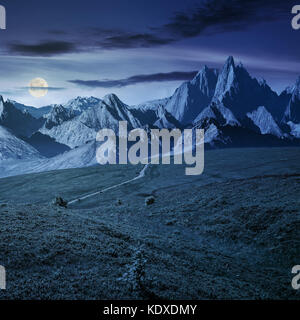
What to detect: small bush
<box><xmin>53</xmin><ymin>197</ymin><xmax>68</xmax><ymax>208</ymax></box>
<box><xmin>145</xmin><ymin>196</ymin><xmax>155</xmax><ymax>206</ymax></box>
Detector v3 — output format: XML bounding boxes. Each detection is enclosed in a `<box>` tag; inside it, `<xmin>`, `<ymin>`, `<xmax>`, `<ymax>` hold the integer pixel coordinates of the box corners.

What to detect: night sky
<box><xmin>0</xmin><ymin>0</ymin><xmax>299</xmax><ymax>107</ymax></box>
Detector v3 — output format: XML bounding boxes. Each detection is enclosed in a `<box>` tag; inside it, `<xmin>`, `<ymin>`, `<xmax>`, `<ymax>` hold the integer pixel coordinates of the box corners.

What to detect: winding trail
<box><xmin>68</xmin><ymin>164</ymin><xmax>150</xmax><ymax>205</ymax></box>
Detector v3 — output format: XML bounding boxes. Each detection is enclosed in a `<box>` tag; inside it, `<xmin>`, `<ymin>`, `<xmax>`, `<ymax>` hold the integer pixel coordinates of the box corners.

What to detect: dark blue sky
<box><xmin>0</xmin><ymin>0</ymin><xmax>299</xmax><ymax>106</ymax></box>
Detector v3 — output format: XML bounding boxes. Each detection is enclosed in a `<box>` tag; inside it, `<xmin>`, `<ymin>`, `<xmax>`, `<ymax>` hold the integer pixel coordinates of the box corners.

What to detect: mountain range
<box><xmin>0</xmin><ymin>56</ymin><xmax>300</xmax><ymax>177</ymax></box>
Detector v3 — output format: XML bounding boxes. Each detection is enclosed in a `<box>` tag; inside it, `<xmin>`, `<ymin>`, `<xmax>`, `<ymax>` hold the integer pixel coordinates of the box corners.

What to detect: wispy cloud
<box><xmin>68</xmin><ymin>71</ymin><xmax>198</xmax><ymax>88</ymax></box>
<box><xmin>161</xmin><ymin>0</ymin><xmax>289</xmax><ymax>38</ymax></box>
<box><xmin>20</xmin><ymin>86</ymin><xmax>65</xmax><ymax>91</ymax></box>
<box><xmin>97</xmin><ymin>33</ymin><xmax>175</xmax><ymax>49</ymax></box>
<box><xmin>8</xmin><ymin>41</ymin><xmax>76</xmax><ymax>56</ymax></box>
<box><xmin>6</xmin><ymin>0</ymin><xmax>292</xmax><ymax>56</ymax></box>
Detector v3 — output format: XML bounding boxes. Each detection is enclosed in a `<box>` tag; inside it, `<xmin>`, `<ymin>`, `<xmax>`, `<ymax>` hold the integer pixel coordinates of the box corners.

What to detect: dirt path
<box><xmin>68</xmin><ymin>164</ymin><xmax>150</xmax><ymax>205</ymax></box>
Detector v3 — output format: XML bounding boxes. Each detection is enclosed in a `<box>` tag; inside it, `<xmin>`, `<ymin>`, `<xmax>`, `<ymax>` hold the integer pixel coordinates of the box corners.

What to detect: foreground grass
<box><xmin>0</xmin><ymin>147</ymin><xmax>299</xmax><ymax>299</ymax></box>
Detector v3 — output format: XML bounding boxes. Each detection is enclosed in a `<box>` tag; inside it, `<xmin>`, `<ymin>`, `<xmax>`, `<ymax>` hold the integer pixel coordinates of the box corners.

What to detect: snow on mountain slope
<box><xmin>8</xmin><ymin>100</ymin><xmax>52</xmax><ymax>119</ymax></box>
<box><xmin>39</xmin><ymin>97</ymin><xmax>102</xmax><ymax>121</ymax></box>
<box><xmin>164</xmin><ymin>56</ymin><xmax>280</xmax><ymax>125</ymax></box>
<box><xmin>40</xmin><ymin>94</ymin><xmax>141</xmax><ymax>148</ymax></box>
<box><xmin>165</xmin><ymin>66</ymin><xmax>218</xmax><ymax>125</ymax></box>
<box><xmin>37</xmin><ymin>141</ymin><xmax>98</xmax><ymax>171</ymax></box>
<box><xmin>43</xmin><ymin>104</ymin><xmax>76</xmax><ymax>130</ymax></box>
<box><xmin>192</xmin><ymin>118</ymin><xmax>226</xmax><ymax>146</ymax></box>
<box><xmin>283</xmin><ymin>77</ymin><xmax>300</xmax><ymax>123</ymax></box>
<box><xmin>213</xmin><ymin>57</ymin><xmax>279</xmax><ymax>119</ymax></box>
<box><xmin>193</xmin><ymin>106</ymin><xmax>217</xmax><ymax>124</ymax></box>
<box><xmin>132</xmin><ymin>98</ymin><xmax>170</xmax><ymax>112</ymax></box>
<box><xmin>0</xmin><ymin>56</ymin><xmax>299</xmax><ymax>174</ymax></box>
<box><xmin>215</xmin><ymin>103</ymin><xmax>240</xmax><ymax>126</ymax></box>
<box><xmin>0</xmin><ymin>125</ymin><xmax>42</xmax><ymax>161</ymax></box>
<box><xmin>246</xmin><ymin>106</ymin><xmax>282</xmax><ymax>138</ymax></box>
<box><xmin>0</xmin><ymin>97</ymin><xmax>4</xmax><ymax>117</ymax></box>
<box><xmin>153</xmin><ymin>106</ymin><xmax>183</xmax><ymax>129</ymax></box>
<box><xmin>63</xmin><ymin>96</ymin><xmax>102</xmax><ymax>115</ymax></box>
<box><xmin>204</xmin><ymin>123</ymin><xmax>221</xmax><ymax>144</ymax></box>
<box><xmin>40</xmin><ymin>119</ymin><xmax>96</xmax><ymax>148</ymax></box>
<box><xmin>213</xmin><ymin>56</ymin><xmax>237</xmax><ymax>100</ymax></box>
<box><xmin>0</xmin><ymin>141</ymin><xmax>98</xmax><ymax>179</ymax></box>
<box><xmin>287</xmin><ymin>121</ymin><xmax>300</xmax><ymax>138</ymax></box>
<box><xmin>130</xmin><ymin>98</ymin><xmax>177</xmax><ymax>128</ymax></box>
<box><xmin>0</xmin><ymin>96</ymin><xmax>44</xmax><ymax>137</ymax></box>
<box><xmin>78</xmin><ymin>94</ymin><xmax>141</xmax><ymax>132</ymax></box>
<box><xmin>101</xmin><ymin>94</ymin><xmax>141</xmax><ymax>128</ymax></box>
<box><xmin>192</xmin><ymin>102</ymin><xmax>286</xmax><ymax>146</ymax></box>
<box><xmin>194</xmin><ymin>102</ymin><xmax>240</xmax><ymax>127</ymax></box>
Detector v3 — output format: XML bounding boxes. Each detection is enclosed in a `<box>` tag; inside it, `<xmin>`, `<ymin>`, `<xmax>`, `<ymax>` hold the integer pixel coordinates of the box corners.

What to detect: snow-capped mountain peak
<box><xmin>212</xmin><ymin>56</ymin><xmax>280</xmax><ymax>120</ymax></box>
<box><xmin>64</xmin><ymin>96</ymin><xmax>102</xmax><ymax>115</ymax></box>
<box><xmin>102</xmin><ymin>93</ymin><xmax>125</xmax><ymax>108</ymax></box>
<box><xmin>40</xmin><ymin>94</ymin><xmax>141</xmax><ymax>148</ymax></box>
<box><xmin>43</xmin><ymin>104</ymin><xmax>75</xmax><ymax>130</ymax></box>
<box><xmin>226</xmin><ymin>55</ymin><xmax>235</xmax><ymax>67</ymax></box>
<box><xmin>190</xmin><ymin>65</ymin><xmax>218</xmax><ymax>97</ymax></box>
<box><xmin>213</xmin><ymin>56</ymin><xmax>237</xmax><ymax>101</ymax></box>
<box><xmin>1</xmin><ymin>57</ymin><xmax>300</xmax><ymax>178</ymax></box>
<box><xmin>165</xmin><ymin>66</ymin><xmax>218</xmax><ymax>125</ymax></box>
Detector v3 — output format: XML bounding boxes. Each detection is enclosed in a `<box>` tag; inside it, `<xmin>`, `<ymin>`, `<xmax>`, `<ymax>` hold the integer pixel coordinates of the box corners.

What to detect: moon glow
<box><xmin>29</xmin><ymin>78</ymin><xmax>48</xmax><ymax>98</ymax></box>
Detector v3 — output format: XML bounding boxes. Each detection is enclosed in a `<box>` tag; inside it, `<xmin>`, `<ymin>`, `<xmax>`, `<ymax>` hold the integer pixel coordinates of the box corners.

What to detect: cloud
<box><xmin>7</xmin><ymin>33</ymin><xmax>173</xmax><ymax>56</ymax></box>
<box><xmin>162</xmin><ymin>0</ymin><xmax>291</xmax><ymax>38</ymax></box>
<box><xmin>95</xmin><ymin>0</ymin><xmax>291</xmax><ymax>50</ymax></box>
<box><xmin>98</xmin><ymin>33</ymin><xmax>175</xmax><ymax>49</ymax></box>
<box><xmin>20</xmin><ymin>86</ymin><xmax>65</xmax><ymax>91</ymax></box>
<box><xmin>8</xmin><ymin>41</ymin><xmax>76</xmax><ymax>56</ymax></box>
<box><xmin>68</xmin><ymin>71</ymin><xmax>198</xmax><ymax>88</ymax></box>
<box><xmin>6</xmin><ymin>0</ymin><xmax>293</xmax><ymax>56</ymax></box>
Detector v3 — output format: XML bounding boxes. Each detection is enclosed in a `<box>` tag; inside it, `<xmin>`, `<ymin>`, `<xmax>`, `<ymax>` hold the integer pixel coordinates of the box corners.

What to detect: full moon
<box><xmin>29</xmin><ymin>78</ymin><xmax>48</xmax><ymax>98</ymax></box>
